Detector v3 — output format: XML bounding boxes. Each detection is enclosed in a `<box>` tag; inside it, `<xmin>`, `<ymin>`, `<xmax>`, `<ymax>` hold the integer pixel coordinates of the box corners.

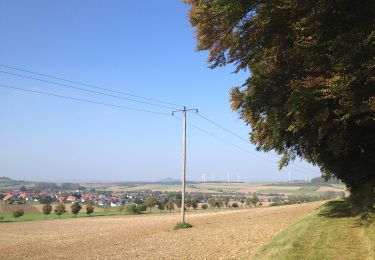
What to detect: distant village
<box><xmin>0</xmin><ymin>188</ymin><xmax>133</xmax><ymax>207</ymax></box>
<box><xmin>0</xmin><ymin>176</ymin><xmax>344</xmax><ymax>208</ymax></box>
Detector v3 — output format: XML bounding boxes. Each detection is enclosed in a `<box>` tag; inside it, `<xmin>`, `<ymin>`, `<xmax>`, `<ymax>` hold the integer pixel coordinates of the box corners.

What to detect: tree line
<box><xmin>186</xmin><ymin>0</ymin><xmax>375</xmax><ymax>212</ymax></box>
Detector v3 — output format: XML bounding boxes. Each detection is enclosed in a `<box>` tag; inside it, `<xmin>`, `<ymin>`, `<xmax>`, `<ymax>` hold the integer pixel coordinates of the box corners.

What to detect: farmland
<box><xmin>0</xmin><ymin>178</ymin><xmax>346</xmax><ymax>222</ymax></box>
<box><xmin>90</xmin><ymin>181</ymin><xmax>345</xmax><ymax>195</ymax></box>
<box><xmin>0</xmin><ymin>201</ymin><xmax>324</xmax><ymax>260</ymax></box>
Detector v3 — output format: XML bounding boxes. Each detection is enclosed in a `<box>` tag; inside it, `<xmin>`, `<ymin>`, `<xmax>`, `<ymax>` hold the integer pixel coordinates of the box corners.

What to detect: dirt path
<box><xmin>0</xmin><ymin>201</ymin><xmax>323</xmax><ymax>259</ymax></box>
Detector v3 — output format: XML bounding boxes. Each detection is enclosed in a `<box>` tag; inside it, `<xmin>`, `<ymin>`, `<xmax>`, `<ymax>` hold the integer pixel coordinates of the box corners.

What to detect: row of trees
<box><xmin>41</xmin><ymin>202</ymin><xmax>94</xmax><ymax>219</ymax></box>
<box><xmin>6</xmin><ymin>194</ymin><xmax>261</xmax><ymax>221</ymax></box>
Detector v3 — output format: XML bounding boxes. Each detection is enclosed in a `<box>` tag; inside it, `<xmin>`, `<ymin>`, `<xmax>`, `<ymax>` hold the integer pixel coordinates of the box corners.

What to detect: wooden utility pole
<box><xmin>172</xmin><ymin>106</ymin><xmax>198</xmax><ymax>223</ymax></box>
<box><xmin>181</xmin><ymin>108</ymin><xmax>187</xmax><ymax>222</ymax></box>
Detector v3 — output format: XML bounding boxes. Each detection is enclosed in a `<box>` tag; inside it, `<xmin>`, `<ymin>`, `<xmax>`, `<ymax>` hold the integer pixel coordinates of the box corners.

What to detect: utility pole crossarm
<box><xmin>171</xmin><ymin>107</ymin><xmax>198</xmax><ymax>116</ymax></box>
<box><xmin>172</xmin><ymin>106</ymin><xmax>198</xmax><ymax>223</ymax></box>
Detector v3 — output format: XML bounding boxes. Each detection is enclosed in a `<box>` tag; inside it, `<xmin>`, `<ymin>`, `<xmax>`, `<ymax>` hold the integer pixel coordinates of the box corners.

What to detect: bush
<box><xmin>166</xmin><ymin>202</ymin><xmax>175</xmax><ymax>212</ymax></box>
<box><xmin>201</xmin><ymin>204</ymin><xmax>208</xmax><ymax>209</ymax></box>
<box><xmin>270</xmin><ymin>202</ymin><xmax>283</xmax><ymax>207</ymax></box>
<box><xmin>138</xmin><ymin>204</ymin><xmax>147</xmax><ymax>213</ymax></box>
<box><xmin>55</xmin><ymin>203</ymin><xmax>66</xmax><ymax>218</ymax></box>
<box><xmin>42</xmin><ymin>204</ymin><xmax>52</xmax><ymax>218</ymax></box>
<box><xmin>86</xmin><ymin>203</ymin><xmax>94</xmax><ymax>216</ymax></box>
<box><xmin>125</xmin><ymin>204</ymin><xmax>139</xmax><ymax>214</ymax></box>
<box><xmin>13</xmin><ymin>209</ymin><xmax>24</xmax><ymax>221</ymax></box>
<box><xmin>145</xmin><ymin>197</ymin><xmax>157</xmax><ymax>213</ymax></box>
<box><xmin>191</xmin><ymin>200</ymin><xmax>198</xmax><ymax>210</ymax></box>
<box><xmin>232</xmin><ymin>202</ymin><xmax>239</xmax><ymax>208</ymax></box>
<box><xmin>71</xmin><ymin>202</ymin><xmax>82</xmax><ymax>217</ymax></box>
<box><xmin>215</xmin><ymin>199</ymin><xmax>224</xmax><ymax>209</ymax></box>
<box><xmin>124</xmin><ymin>204</ymin><xmax>147</xmax><ymax>214</ymax></box>
<box><xmin>174</xmin><ymin>222</ymin><xmax>193</xmax><ymax>230</ymax></box>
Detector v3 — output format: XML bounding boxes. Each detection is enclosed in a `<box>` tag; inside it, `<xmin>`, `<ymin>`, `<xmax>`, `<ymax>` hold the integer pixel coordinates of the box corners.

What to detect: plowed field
<box><xmin>0</xmin><ymin>201</ymin><xmax>323</xmax><ymax>259</ymax></box>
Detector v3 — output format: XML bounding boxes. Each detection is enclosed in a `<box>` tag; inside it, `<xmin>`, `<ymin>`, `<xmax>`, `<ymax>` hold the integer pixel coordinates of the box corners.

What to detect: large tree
<box><xmin>186</xmin><ymin>0</ymin><xmax>375</xmax><ymax>208</ymax></box>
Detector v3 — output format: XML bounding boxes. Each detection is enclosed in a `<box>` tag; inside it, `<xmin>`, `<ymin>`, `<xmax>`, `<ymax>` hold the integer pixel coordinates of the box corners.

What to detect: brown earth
<box><xmin>0</xmin><ymin>201</ymin><xmax>324</xmax><ymax>260</ymax></box>
<box><xmin>0</xmin><ymin>204</ymin><xmax>40</xmax><ymax>214</ymax></box>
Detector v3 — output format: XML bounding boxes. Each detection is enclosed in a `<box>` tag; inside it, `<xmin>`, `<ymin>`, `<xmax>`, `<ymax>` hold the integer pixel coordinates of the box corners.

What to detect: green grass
<box><xmin>298</xmin><ymin>186</ymin><xmax>319</xmax><ymax>192</ymax></box>
<box><xmin>0</xmin><ymin>206</ymin><xmax>240</xmax><ymax>223</ymax></box>
<box><xmin>253</xmin><ymin>200</ymin><xmax>375</xmax><ymax>260</ymax></box>
<box><xmin>0</xmin><ymin>208</ymin><xmax>168</xmax><ymax>222</ymax></box>
<box><xmin>174</xmin><ymin>222</ymin><xmax>193</xmax><ymax>230</ymax></box>
<box><xmin>259</xmin><ymin>187</ymin><xmax>322</xmax><ymax>196</ymax></box>
<box><xmin>0</xmin><ymin>211</ymin><xmax>128</xmax><ymax>222</ymax></box>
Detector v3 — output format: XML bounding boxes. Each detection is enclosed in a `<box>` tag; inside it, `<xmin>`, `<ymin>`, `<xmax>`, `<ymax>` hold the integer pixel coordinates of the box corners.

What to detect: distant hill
<box><xmin>0</xmin><ymin>177</ymin><xmax>28</xmax><ymax>191</ymax></box>
<box><xmin>311</xmin><ymin>177</ymin><xmax>342</xmax><ymax>185</ymax></box>
<box><xmin>0</xmin><ymin>177</ymin><xmax>85</xmax><ymax>192</ymax></box>
<box><xmin>0</xmin><ymin>176</ymin><xmax>14</xmax><ymax>182</ymax></box>
<box><xmin>156</xmin><ymin>178</ymin><xmax>180</xmax><ymax>183</ymax></box>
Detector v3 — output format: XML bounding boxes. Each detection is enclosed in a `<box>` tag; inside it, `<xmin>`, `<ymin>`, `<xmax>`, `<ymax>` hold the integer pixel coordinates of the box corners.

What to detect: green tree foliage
<box><xmin>145</xmin><ymin>197</ymin><xmax>157</xmax><ymax>213</ymax></box>
<box><xmin>125</xmin><ymin>204</ymin><xmax>139</xmax><ymax>214</ymax></box>
<box><xmin>42</xmin><ymin>204</ymin><xmax>52</xmax><ymax>219</ymax></box>
<box><xmin>54</xmin><ymin>203</ymin><xmax>66</xmax><ymax>218</ymax></box>
<box><xmin>251</xmin><ymin>194</ymin><xmax>260</xmax><ymax>207</ymax></box>
<box><xmin>12</xmin><ymin>209</ymin><xmax>24</xmax><ymax>221</ymax></box>
<box><xmin>86</xmin><ymin>202</ymin><xmax>94</xmax><ymax>216</ymax></box>
<box><xmin>186</xmin><ymin>0</ymin><xmax>375</xmax><ymax>209</ymax></box>
<box><xmin>208</xmin><ymin>198</ymin><xmax>216</xmax><ymax>208</ymax></box>
<box><xmin>215</xmin><ymin>199</ymin><xmax>224</xmax><ymax>209</ymax></box>
<box><xmin>185</xmin><ymin>199</ymin><xmax>192</xmax><ymax>210</ymax></box>
<box><xmin>191</xmin><ymin>200</ymin><xmax>198</xmax><ymax>210</ymax></box>
<box><xmin>232</xmin><ymin>202</ymin><xmax>239</xmax><ymax>208</ymax></box>
<box><xmin>245</xmin><ymin>198</ymin><xmax>251</xmax><ymax>207</ymax></box>
<box><xmin>157</xmin><ymin>199</ymin><xmax>165</xmax><ymax>212</ymax></box>
<box><xmin>71</xmin><ymin>202</ymin><xmax>82</xmax><ymax>217</ymax></box>
<box><xmin>224</xmin><ymin>198</ymin><xmax>230</xmax><ymax>208</ymax></box>
<box><xmin>175</xmin><ymin>199</ymin><xmax>182</xmax><ymax>209</ymax></box>
<box><xmin>166</xmin><ymin>202</ymin><xmax>175</xmax><ymax>212</ymax></box>
<box><xmin>138</xmin><ymin>204</ymin><xmax>147</xmax><ymax>213</ymax></box>
<box><xmin>201</xmin><ymin>204</ymin><xmax>208</xmax><ymax>209</ymax></box>
<box><xmin>125</xmin><ymin>204</ymin><xmax>147</xmax><ymax>214</ymax></box>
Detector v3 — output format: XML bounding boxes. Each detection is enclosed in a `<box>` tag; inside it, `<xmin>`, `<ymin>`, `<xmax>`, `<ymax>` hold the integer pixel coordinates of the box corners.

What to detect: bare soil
<box><xmin>0</xmin><ymin>204</ymin><xmax>40</xmax><ymax>214</ymax></box>
<box><xmin>0</xmin><ymin>201</ymin><xmax>323</xmax><ymax>260</ymax></box>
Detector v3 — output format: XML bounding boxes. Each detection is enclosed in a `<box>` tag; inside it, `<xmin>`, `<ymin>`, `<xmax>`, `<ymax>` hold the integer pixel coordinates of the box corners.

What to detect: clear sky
<box><xmin>0</xmin><ymin>0</ymin><xmax>321</xmax><ymax>183</ymax></box>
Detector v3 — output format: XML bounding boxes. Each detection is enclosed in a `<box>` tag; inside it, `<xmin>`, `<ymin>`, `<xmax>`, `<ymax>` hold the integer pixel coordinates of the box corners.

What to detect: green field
<box><xmin>254</xmin><ymin>200</ymin><xmax>375</xmax><ymax>259</ymax></box>
<box><xmin>260</xmin><ymin>186</ymin><xmax>322</xmax><ymax>196</ymax></box>
<box><xmin>0</xmin><ymin>206</ymin><xmax>237</xmax><ymax>223</ymax></box>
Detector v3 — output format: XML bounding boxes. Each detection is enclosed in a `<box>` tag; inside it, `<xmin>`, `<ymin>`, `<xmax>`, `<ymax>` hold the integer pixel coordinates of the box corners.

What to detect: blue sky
<box><xmin>0</xmin><ymin>1</ymin><xmax>320</xmax><ymax>182</ymax></box>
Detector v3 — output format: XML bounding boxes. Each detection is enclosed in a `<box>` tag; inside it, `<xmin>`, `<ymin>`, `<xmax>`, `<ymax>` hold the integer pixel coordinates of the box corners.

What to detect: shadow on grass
<box><xmin>318</xmin><ymin>200</ymin><xmax>356</xmax><ymax>218</ymax></box>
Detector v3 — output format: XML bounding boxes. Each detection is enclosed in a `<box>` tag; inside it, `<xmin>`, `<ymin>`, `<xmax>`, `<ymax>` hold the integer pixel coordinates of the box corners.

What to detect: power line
<box><xmin>0</xmin><ymin>84</ymin><xmax>171</xmax><ymax>116</ymax></box>
<box><xmin>0</xmin><ymin>64</ymin><xmax>183</xmax><ymax>108</ymax></box>
<box><xmin>193</xmin><ymin>112</ymin><xmax>320</xmax><ymax>174</ymax></box>
<box><xmin>195</xmin><ymin>112</ymin><xmax>250</xmax><ymax>143</ymax></box>
<box><xmin>175</xmin><ymin>115</ymin><xmax>320</xmax><ymax>175</ymax></box>
<box><xmin>0</xmin><ymin>70</ymin><xmax>178</xmax><ymax>110</ymax></box>
<box><xmin>0</xmin><ymin>65</ymin><xmax>320</xmax><ymax>175</ymax></box>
